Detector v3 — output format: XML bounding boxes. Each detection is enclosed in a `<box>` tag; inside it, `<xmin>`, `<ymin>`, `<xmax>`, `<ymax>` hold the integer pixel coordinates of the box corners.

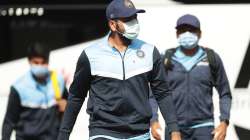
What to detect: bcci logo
<box><xmin>124</xmin><ymin>0</ymin><xmax>135</xmax><ymax>8</ymax></box>
<box><xmin>136</xmin><ymin>49</ymin><xmax>145</xmax><ymax>58</ymax></box>
<box><xmin>110</xmin><ymin>14</ymin><xmax>115</xmax><ymax>19</ymax></box>
<box><xmin>201</xmin><ymin>58</ymin><xmax>209</xmax><ymax>62</ymax></box>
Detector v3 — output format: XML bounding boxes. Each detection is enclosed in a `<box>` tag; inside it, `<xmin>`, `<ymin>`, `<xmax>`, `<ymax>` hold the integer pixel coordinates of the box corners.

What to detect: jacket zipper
<box><xmin>186</xmin><ymin>71</ymin><xmax>190</xmax><ymax>124</ymax></box>
<box><xmin>114</xmin><ymin>48</ymin><xmax>128</xmax><ymax>80</ymax></box>
<box><xmin>113</xmin><ymin>47</ymin><xmax>128</xmax><ymax>122</ymax></box>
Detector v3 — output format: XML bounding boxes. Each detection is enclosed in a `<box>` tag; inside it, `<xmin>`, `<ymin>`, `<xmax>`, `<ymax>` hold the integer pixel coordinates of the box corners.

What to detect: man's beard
<box><xmin>118</xmin><ymin>32</ymin><xmax>132</xmax><ymax>45</ymax></box>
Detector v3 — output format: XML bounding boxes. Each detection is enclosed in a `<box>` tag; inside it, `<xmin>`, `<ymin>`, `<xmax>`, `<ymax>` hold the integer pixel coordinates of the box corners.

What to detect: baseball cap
<box><xmin>176</xmin><ymin>14</ymin><xmax>200</xmax><ymax>29</ymax></box>
<box><xmin>106</xmin><ymin>0</ymin><xmax>145</xmax><ymax>20</ymax></box>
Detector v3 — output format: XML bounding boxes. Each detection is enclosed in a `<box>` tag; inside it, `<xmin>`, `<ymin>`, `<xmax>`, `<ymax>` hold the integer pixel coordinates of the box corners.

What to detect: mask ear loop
<box><xmin>114</xmin><ymin>20</ymin><xmax>125</xmax><ymax>36</ymax></box>
<box><xmin>114</xmin><ymin>18</ymin><xmax>139</xmax><ymax>35</ymax></box>
<box><xmin>111</xmin><ymin>20</ymin><xmax>132</xmax><ymax>44</ymax></box>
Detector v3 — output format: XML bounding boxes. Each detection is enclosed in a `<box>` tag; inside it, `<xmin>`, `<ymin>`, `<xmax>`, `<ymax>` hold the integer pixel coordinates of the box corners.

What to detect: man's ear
<box><xmin>108</xmin><ymin>20</ymin><xmax>117</xmax><ymax>32</ymax></box>
<box><xmin>176</xmin><ymin>30</ymin><xmax>180</xmax><ymax>38</ymax></box>
<box><xmin>28</xmin><ymin>61</ymin><xmax>32</xmax><ymax>65</ymax></box>
<box><xmin>198</xmin><ymin>30</ymin><xmax>202</xmax><ymax>39</ymax></box>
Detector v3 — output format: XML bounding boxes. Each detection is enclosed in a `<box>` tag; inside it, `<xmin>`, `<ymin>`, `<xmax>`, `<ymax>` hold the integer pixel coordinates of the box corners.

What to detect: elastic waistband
<box><xmin>180</xmin><ymin>121</ymin><xmax>214</xmax><ymax>129</ymax></box>
<box><xmin>89</xmin><ymin>132</ymin><xmax>150</xmax><ymax>140</ymax></box>
<box><xmin>190</xmin><ymin>122</ymin><xmax>214</xmax><ymax>129</ymax></box>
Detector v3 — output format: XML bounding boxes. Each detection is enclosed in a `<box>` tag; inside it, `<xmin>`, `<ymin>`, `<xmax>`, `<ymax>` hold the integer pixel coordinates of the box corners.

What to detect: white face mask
<box><xmin>118</xmin><ymin>19</ymin><xmax>140</xmax><ymax>40</ymax></box>
<box><xmin>178</xmin><ymin>31</ymin><xmax>199</xmax><ymax>49</ymax></box>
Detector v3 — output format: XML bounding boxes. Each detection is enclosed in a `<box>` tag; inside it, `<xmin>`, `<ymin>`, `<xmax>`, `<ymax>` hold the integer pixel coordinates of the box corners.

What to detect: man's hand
<box><xmin>57</xmin><ymin>99</ymin><xmax>67</xmax><ymax>112</ymax></box>
<box><xmin>212</xmin><ymin>122</ymin><xmax>228</xmax><ymax>140</ymax></box>
<box><xmin>171</xmin><ymin>131</ymin><xmax>181</xmax><ymax>140</ymax></box>
<box><xmin>151</xmin><ymin>121</ymin><xmax>162</xmax><ymax>140</ymax></box>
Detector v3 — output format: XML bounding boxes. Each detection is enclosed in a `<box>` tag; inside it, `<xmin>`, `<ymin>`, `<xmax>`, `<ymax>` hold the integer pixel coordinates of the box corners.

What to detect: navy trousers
<box><xmin>166</xmin><ymin>126</ymin><xmax>214</xmax><ymax>140</ymax></box>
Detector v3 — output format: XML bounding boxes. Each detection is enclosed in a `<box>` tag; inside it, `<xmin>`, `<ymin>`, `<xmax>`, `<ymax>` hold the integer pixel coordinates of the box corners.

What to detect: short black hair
<box><xmin>27</xmin><ymin>42</ymin><xmax>50</xmax><ymax>62</ymax></box>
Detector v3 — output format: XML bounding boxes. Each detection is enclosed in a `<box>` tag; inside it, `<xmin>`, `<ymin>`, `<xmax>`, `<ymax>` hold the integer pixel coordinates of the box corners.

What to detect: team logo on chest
<box><xmin>136</xmin><ymin>49</ymin><xmax>145</xmax><ymax>58</ymax></box>
<box><xmin>202</xmin><ymin>58</ymin><xmax>209</xmax><ymax>62</ymax></box>
<box><xmin>197</xmin><ymin>58</ymin><xmax>209</xmax><ymax>66</ymax></box>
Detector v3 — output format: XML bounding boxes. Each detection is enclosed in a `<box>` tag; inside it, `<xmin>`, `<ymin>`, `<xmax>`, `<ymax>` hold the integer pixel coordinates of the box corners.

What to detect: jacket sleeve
<box><xmin>57</xmin><ymin>51</ymin><xmax>92</xmax><ymax>140</ymax></box>
<box><xmin>62</xmin><ymin>86</ymin><xmax>69</xmax><ymax>100</ymax></box>
<box><xmin>149</xmin><ymin>47</ymin><xmax>179</xmax><ymax>133</ymax></box>
<box><xmin>2</xmin><ymin>87</ymin><xmax>22</xmax><ymax>140</ymax></box>
<box><xmin>149</xmin><ymin>89</ymin><xmax>159</xmax><ymax>123</ymax></box>
<box><xmin>214</xmin><ymin>52</ymin><xmax>232</xmax><ymax>122</ymax></box>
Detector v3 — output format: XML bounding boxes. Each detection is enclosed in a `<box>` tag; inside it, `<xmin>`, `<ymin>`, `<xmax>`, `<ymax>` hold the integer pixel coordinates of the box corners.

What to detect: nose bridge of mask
<box><xmin>178</xmin><ymin>31</ymin><xmax>199</xmax><ymax>49</ymax></box>
<box><xmin>31</xmin><ymin>64</ymin><xmax>49</xmax><ymax>77</ymax></box>
<box><xmin>122</xmin><ymin>19</ymin><xmax>139</xmax><ymax>33</ymax></box>
<box><xmin>180</xmin><ymin>32</ymin><xmax>198</xmax><ymax>40</ymax></box>
<box><xmin>116</xmin><ymin>19</ymin><xmax>140</xmax><ymax>40</ymax></box>
<box><xmin>124</xmin><ymin>19</ymin><xmax>138</xmax><ymax>27</ymax></box>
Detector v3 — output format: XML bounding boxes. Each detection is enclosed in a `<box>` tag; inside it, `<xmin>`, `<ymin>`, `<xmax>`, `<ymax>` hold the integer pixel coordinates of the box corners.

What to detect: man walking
<box><xmin>151</xmin><ymin>14</ymin><xmax>232</xmax><ymax>140</ymax></box>
<box><xmin>57</xmin><ymin>0</ymin><xmax>181</xmax><ymax>140</ymax></box>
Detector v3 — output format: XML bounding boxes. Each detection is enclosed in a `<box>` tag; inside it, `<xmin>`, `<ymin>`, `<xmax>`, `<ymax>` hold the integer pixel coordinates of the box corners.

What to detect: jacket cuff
<box><xmin>57</xmin><ymin>131</ymin><xmax>70</xmax><ymax>140</ymax></box>
<box><xmin>220</xmin><ymin>119</ymin><xmax>230</xmax><ymax>125</ymax></box>
<box><xmin>167</xmin><ymin>122</ymin><xmax>180</xmax><ymax>134</ymax></box>
<box><xmin>220</xmin><ymin>116</ymin><xmax>230</xmax><ymax>124</ymax></box>
<box><xmin>150</xmin><ymin>115</ymin><xmax>159</xmax><ymax>124</ymax></box>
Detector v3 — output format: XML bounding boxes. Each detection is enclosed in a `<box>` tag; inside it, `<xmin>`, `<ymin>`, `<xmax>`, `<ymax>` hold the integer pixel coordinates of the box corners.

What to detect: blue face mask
<box><xmin>178</xmin><ymin>31</ymin><xmax>199</xmax><ymax>49</ymax></box>
<box><xmin>30</xmin><ymin>65</ymin><xmax>49</xmax><ymax>78</ymax></box>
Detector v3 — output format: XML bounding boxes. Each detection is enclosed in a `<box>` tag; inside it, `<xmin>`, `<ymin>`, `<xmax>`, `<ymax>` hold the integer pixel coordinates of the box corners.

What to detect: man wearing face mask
<box><xmin>150</xmin><ymin>14</ymin><xmax>232</xmax><ymax>140</ymax></box>
<box><xmin>57</xmin><ymin>0</ymin><xmax>181</xmax><ymax>140</ymax></box>
<box><xmin>2</xmin><ymin>43</ymin><xmax>68</xmax><ymax>140</ymax></box>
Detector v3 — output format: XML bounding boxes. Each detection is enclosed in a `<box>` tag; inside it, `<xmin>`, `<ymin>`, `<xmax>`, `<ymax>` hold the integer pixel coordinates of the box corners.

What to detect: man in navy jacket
<box><xmin>57</xmin><ymin>0</ymin><xmax>181</xmax><ymax>140</ymax></box>
<box><xmin>150</xmin><ymin>14</ymin><xmax>232</xmax><ymax>140</ymax></box>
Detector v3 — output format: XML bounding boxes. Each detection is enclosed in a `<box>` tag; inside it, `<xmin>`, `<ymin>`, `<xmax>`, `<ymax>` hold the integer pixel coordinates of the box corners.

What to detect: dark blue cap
<box><xmin>106</xmin><ymin>0</ymin><xmax>145</xmax><ymax>20</ymax></box>
<box><xmin>176</xmin><ymin>14</ymin><xmax>200</xmax><ymax>29</ymax></box>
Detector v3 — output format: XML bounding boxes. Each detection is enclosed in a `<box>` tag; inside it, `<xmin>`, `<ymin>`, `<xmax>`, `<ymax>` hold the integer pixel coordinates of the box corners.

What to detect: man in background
<box><xmin>2</xmin><ymin>43</ymin><xmax>68</xmax><ymax>140</ymax></box>
<box><xmin>151</xmin><ymin>14</ymin><xmax>232</xmax><ymax>140</ymax></box>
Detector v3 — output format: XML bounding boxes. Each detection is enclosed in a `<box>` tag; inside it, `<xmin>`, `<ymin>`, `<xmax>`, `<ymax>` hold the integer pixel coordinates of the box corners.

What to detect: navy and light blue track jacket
<box><xmin>2</xmin><ymin>71</ymin><xmax>68</xmax><ymax>140</ymax></box>
<box><xmin>57</xmin><ymin>36</ymin><xmax>179</xmax><ymax>139</ymax></box>
<box><xmin>151</xmin><ymin>47</ymin><xmax>232</xmax><ymax>128</ymax></box>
